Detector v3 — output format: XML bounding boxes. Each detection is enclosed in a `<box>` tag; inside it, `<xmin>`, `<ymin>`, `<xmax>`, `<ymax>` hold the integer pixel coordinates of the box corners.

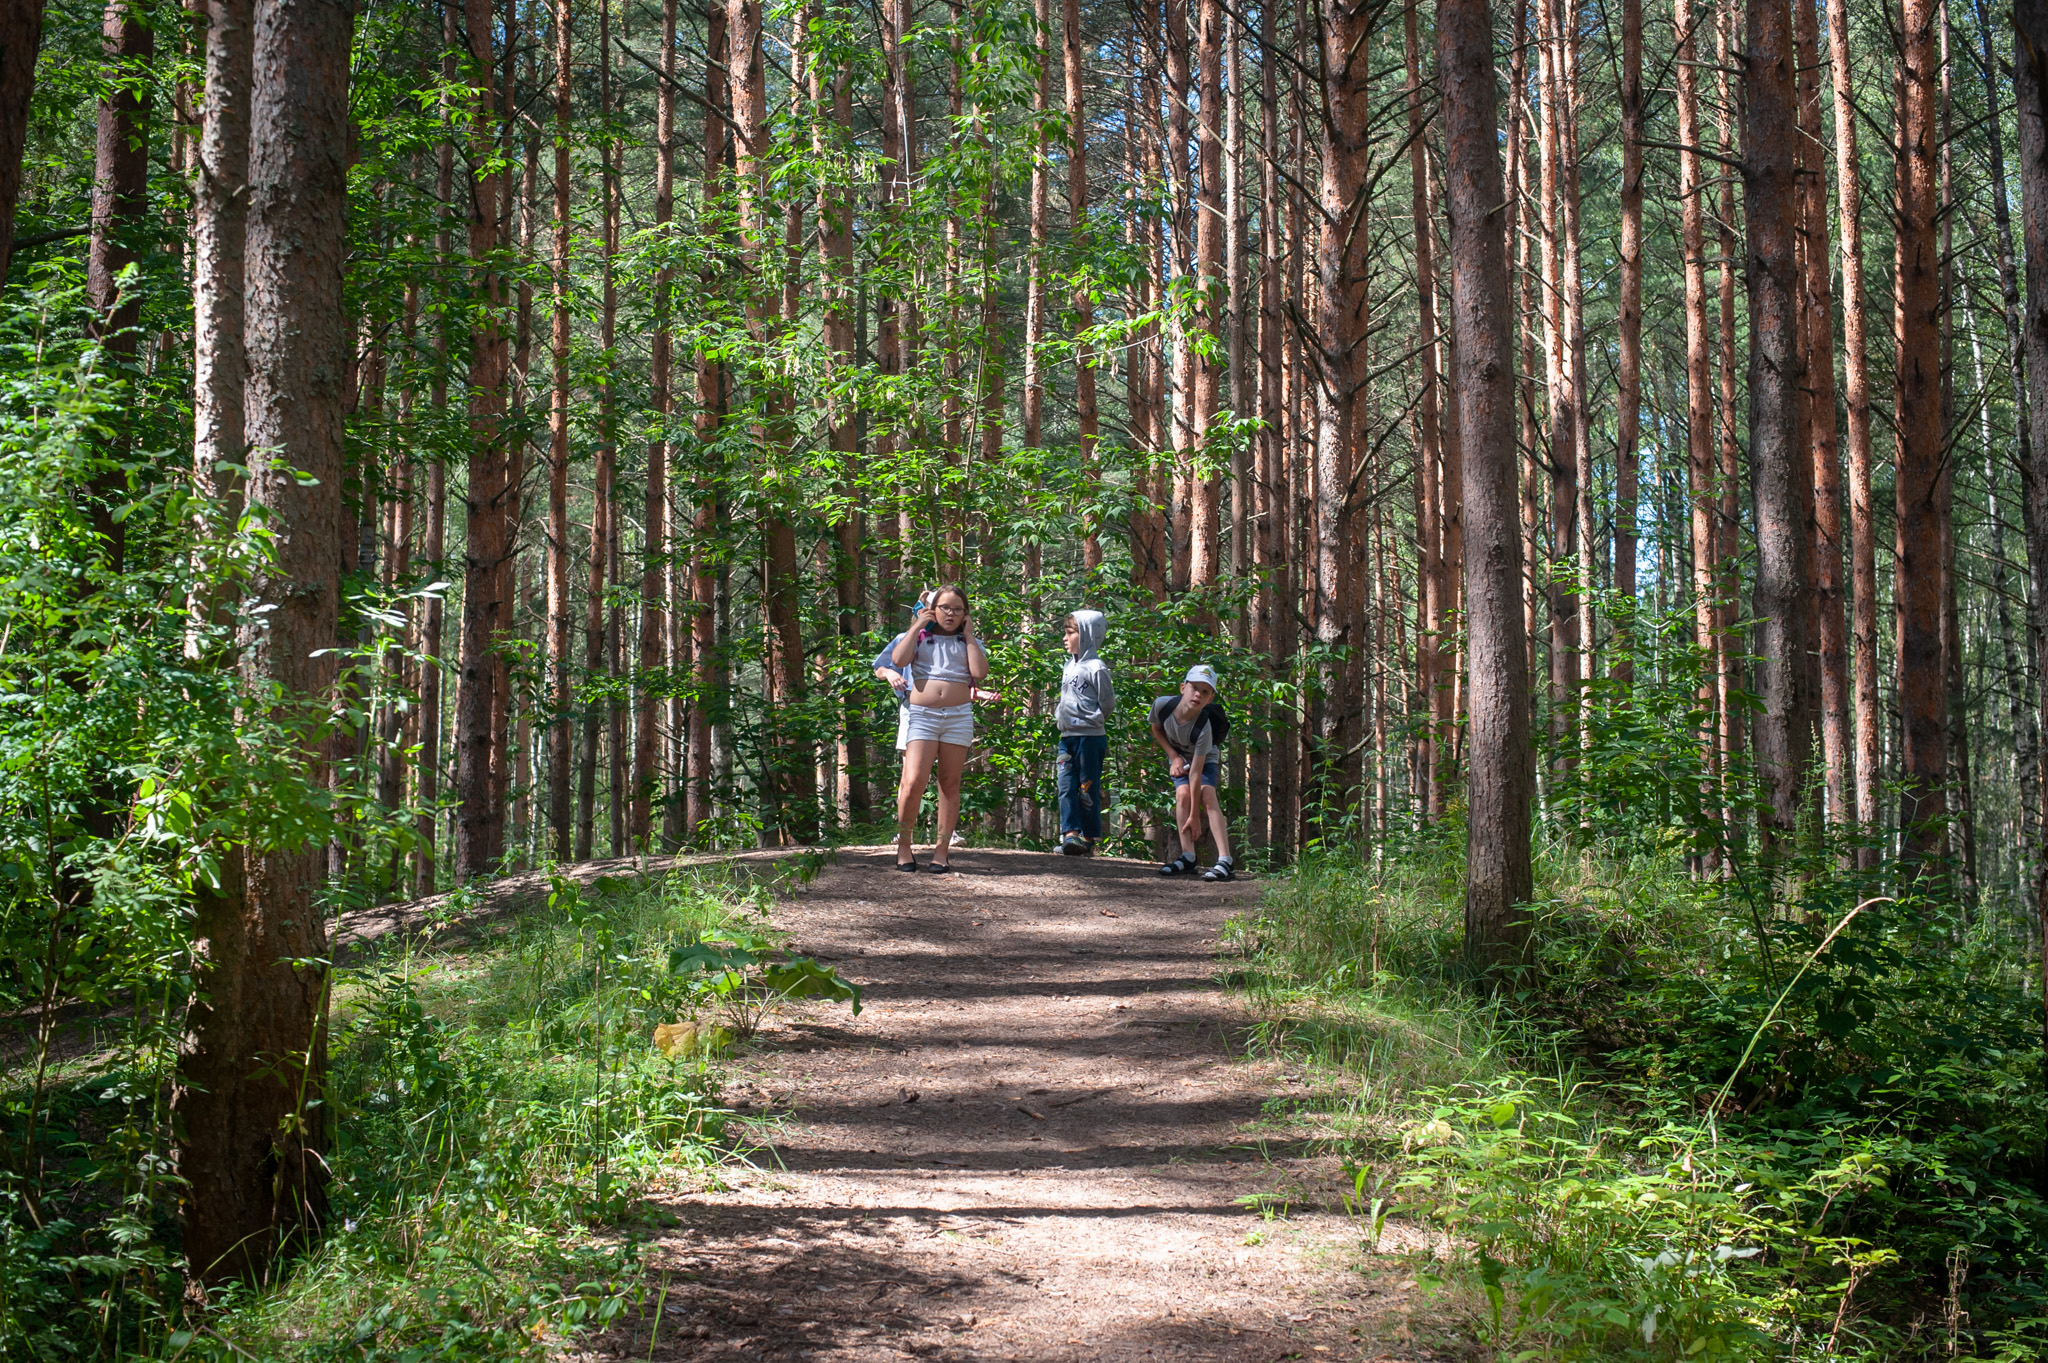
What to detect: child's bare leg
<box><xmin>1174</xmin><ymin>782</ymin><xmax>1200</xmax><ymax>859</ymax></box>
<box><xmin>931</xmin><ymin>742</ymin><xmax>968</xmax><ymax>860</ymax></box>
<box><xmin>895</xmin><ymin>739</ymin><xmax>936</xmax><ymax>858</ymax></box>
<box><xmin>1200</xmin><ymin>783</ymin><xmax>1232</xmax><ymax>862</ymax></box>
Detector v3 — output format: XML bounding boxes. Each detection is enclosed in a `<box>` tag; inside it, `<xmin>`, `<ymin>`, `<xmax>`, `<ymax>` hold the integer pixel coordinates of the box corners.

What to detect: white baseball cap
<box><xmin>1184</xmin><ymin>664</ymin><xmax>1220</xmax><ymax>692</ymax></box>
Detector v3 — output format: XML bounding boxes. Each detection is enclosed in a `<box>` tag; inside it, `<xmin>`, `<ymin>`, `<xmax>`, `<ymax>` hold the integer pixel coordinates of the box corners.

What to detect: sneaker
<box><xmin>1061</xmin><ymin>832</ymin><xmax>1088</xmax><ymax>856</ymax></box>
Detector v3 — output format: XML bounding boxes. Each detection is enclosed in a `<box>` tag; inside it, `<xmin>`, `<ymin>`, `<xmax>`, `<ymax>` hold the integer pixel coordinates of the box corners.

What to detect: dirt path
<box><xmin>595</xmin><ymin>847</ymin><xmax>1464</xmax><ymax>1363</ymax></box>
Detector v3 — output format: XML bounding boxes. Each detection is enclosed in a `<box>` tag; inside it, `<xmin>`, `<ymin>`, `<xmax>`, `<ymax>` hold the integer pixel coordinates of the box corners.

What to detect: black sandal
<box><xmin>896</xmin><ymin>858</ymin><xmax>920</xmax><ymax>872</ymax></box>
<box><xmin>926</xmin><ymin>860</ymin><xmax>952</xmax><ymax>874</ymax></box>
<box><xmin>1159</xmin><ymin>853</ymin><xmax>1197</xmax><ymax>876</ymax></box>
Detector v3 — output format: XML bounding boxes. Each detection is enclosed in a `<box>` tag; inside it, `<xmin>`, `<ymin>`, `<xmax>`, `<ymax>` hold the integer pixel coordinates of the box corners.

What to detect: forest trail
<box><xmin>597</xmin><ymin>847</ymin><xmax>1462</xmax><ymax>1363</ymax></box>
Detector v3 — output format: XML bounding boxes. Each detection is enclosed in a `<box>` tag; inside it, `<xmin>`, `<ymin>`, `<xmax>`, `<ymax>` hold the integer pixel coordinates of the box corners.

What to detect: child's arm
<box><xmin>1097</xmin><ymin>666</ymin><xmax>1115</xmax><ymax>717</ymax></box>
<box><xmin>888</xmin><ymin>629</ymin><xmax>918</xmax><ymax>669</ymax></box>
<box><xmin>1151</xmin><ymin>711</ymin><xmax>1186</xmax><ymax>776</ymax></box>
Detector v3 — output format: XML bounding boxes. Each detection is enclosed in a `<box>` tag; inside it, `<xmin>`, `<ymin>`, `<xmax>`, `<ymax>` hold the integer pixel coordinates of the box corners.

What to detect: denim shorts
<box><xmin>1172</xmin><ymin>755</ymin><xmax>1220</xmax><ymax>789</ymax></box>
<box><xmin>903</xmin><ymin>702</ymin><xmax>973</xmax><ymax>747</ymax></box>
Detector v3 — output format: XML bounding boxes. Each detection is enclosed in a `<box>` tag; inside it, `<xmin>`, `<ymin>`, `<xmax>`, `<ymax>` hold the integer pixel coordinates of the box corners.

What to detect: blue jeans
<box><xmin>1057</xmin><ymin>734</ymin><xmax>1107</xmax><ymax>840</ymax></box>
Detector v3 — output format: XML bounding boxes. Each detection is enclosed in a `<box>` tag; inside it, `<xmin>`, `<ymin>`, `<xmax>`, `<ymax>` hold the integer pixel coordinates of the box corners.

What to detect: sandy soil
<box><xmin>589</xmin><ymin>847</ymin><xmax>1472</xmax><ymax>1363</ymax></box>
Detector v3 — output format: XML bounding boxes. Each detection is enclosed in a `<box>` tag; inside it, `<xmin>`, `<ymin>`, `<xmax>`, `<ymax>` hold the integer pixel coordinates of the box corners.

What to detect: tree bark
<box><xmin>176</xmin><ymin>0</ymin><xmax>352</xmax><ymax>1284</ymax></box>
<box><xmin>1441</xmin><ymin>0</ymin><xmax>1533</xmax><ymax>968</ymax></box>
<box><xmin>1979</xmin><ymin>0</ymin><xmax>2042</xmax><ymax>864</ymax></box>
<box><xmin>86</xmin><ymin>0</ymin><xmax>152</xmax><ymax>573</ymax></box>
<box><xmin>453</xmin><ymin>0</ymin><xmax>513</xmax><ymax>880</ymax></box>
<box><xmin>1405</xmin><ymin>0</ymin><xmax>1447</xmax><ymax>821</ymax></box>
<box><xmin>1794</xmin><ymin>0</ymin><xmax>1850</xmax><ymax>828</ymax></box>
<box><xmin>1189</xmin><ymin>0</ymin><xmax>1224</xmax><ymax>589</ymax></box>
<box><xmin>1065</xmin><ymin>0</ymin><xmax>1101</xmax><ymax>571</ymax></box>
<box><xmin>190</xmin><ymin>0</ymin><xmax>252</xmax><ymax>648</ymax></box>
<box><xmin>1744</xmin><ymin>0</ymin><xmax>1819</xmax><ymax>852</ymax></box>
<box><xmin>1309</xmin><ymin>0</ymin><xmax>1371</xmax><ymax>829</ymax></box>
<box><xmin>1895</xmin><ymin>0</ymin><xmax>1947</xmax><ymax>871</ymax></box>
<box><xmin>2011</xmin><ymin>0</ymin><xmax>2048</xmax><ymax>1188</ymax></box>
<box><xmin>633</xmin><ymin>0</ymin><xmax>679</xmax><ymax>851</ymax></box>
<box><xmin>1676</xmin><ymin>0</ymin><xmax>1719</xmax><ymax>836</ymax></box>
<box><xmin>1829</xmin><ymin>0</ymin><xmax>1880</xmax><ymax>858</ymax></box>
<box><xmin>1614</xmin><ymin>0</ymin><xmax>1642</xmax><ymax>677</ymax></box>
<box><xmin>0</xmin><ymin>0</ymin><xmax>43</xmax><ymax>281</ymax></box>
<box><xmin>546</xmin><ymin>0</ymin><xmax>574</xmax><ymax>860</ymax></box>
<box><xmin>687</xmin><ymin>2</ymin><xmax>727</xmax><ymax>840</ymax></box>
<box><xmin>729</xmin><ymin>0</ymin><xmax>814</xmax><ymax>841</ymax></box>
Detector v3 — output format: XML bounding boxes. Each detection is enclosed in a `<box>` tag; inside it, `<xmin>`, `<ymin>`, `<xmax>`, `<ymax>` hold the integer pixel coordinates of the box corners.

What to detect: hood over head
<box><xmin>1069</xmin><ymin>609</ymin><xmax>1106</xmax><ymax>661</ymax></box>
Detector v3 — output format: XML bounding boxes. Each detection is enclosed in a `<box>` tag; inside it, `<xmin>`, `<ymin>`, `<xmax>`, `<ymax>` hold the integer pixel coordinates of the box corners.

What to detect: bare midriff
<box><xmin>908</xmin><ymin>678</ymin><xmax>973</xmax><ymax>709</ymax></box>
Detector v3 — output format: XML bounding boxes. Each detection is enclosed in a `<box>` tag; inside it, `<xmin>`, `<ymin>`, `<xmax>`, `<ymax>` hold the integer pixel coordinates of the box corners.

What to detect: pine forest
<box><xmin>7</xmin><ymin>0</ymin><xmax>2048</xmax><ymax>1354</ymax></box>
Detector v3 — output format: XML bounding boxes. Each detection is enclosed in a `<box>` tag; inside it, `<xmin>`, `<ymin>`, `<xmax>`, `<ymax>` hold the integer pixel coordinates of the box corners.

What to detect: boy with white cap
<box><xmin>1150</xmin><ymin>664</ymin><xmax>1235</xmax><ymax>881</ymax></box>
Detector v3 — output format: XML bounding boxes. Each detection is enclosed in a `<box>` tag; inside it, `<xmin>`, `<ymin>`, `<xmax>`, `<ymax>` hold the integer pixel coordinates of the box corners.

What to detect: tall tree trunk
<box><xmin>1442</xmin><ymin>0</ymin><xmax>1532</xmax><ymax>966</ymax></box>
<box><xmin>547</xmin><ymin>0</ymin><xmax>574</xmax><ymax>861</ymax></box>
<box><xmin>416</xmin><ymin>31</ymin><xmax>456</xmax><ymax>895</ymax></box>
<box><xmin>1536</xmin><ymin>0</ymin><xmax>1577</xmax><ymax>755</ymax></box>
<box><xmin>633</xmin><ymin>0</ymin><xmax>678</xmax><ymax>851</ymax></box>
<box><xmin>1614</xmin><ymin>0</ymin><xmax>1643</xmax><ymax>678</ymax></box>
<box><xmin>176</xmin><ymin>0</ymin><xmax>351</xmax><ymax>1283</ymax></box>
<box><xmin>1744</xmin><ymin>0</ymin><xmax>1818</xmax><ymax>852</ymax></box>
<box><xmin>190</xmin><ymin>0</ymin><xmax>252</xmax><ymax>646</ymax></box>
<box><xmin>687</xmin><ymin>2</ymin><xmax>728</xmax><ymax>840</ymax></box>
<box><xmin>1676</xmin><ymin>0</ymin><xmax>1720</xmax><ymax>839</ymax></box>
<box><xmin>1312</xmin><ymin>0</ymin><xmax>1370</xmax><ymax>828</ymax></box>
<box><xmin>1065</xmin><ymin>0</ymin><xmax>1101</xmax><ymax>570</ymax></box>
<box><xmin>1165</xmin><ymin>0</ymin><xmax>1194</xmax><ymax>593</ymax></box>
<box><xmin>818</xmin><ymin>30</ymin><xmax>865</xmax><ymax>828</ymax></box>
<box><xmin>1895</xmin><ymin>0</ymin><xmax>1947</xmax><ymax>871</ymax></box>
<box><xmin>1405</xmin><ymin>0</ymin><xmax>1447</xmax><ymax>821</ymax></box>
<box><xmin>1980</xmin><ymin>0</ymin><xmax>2042</xmax><ymax>865</ymax></box>
<box><xmin>1715</xmin><ymin>0</ymin><xmax>1744</xmax><ymax>834</ymax></box>
<box><xmin>86</xmin><ymin>0</ymin><xmax>152</xmax><ymax>573</ymax></box>
<box><xmin>729</xmin><ymin>0</ymin><xmax>814</xmax><ymax>842</ymax></box>
<box><xmin>1795</xmin><ymin>0</ymin><xmax>1850</xmax><ymax>827</ymax></box>
<box><xmin>1189</xmin><ymin>0</ymin><xmax>1224</xmax><ymax>589</ymax></box>
<box><xmin>2011</xmin><ymin>0</ymin><xmax>2048</xmax><ymax>1190</ymax></box>
<box><xmin>1830</xmin><ymin>0</ymin><xmax>1880</xmax><ymax>858</ymax></box>
<box><xmin>454</xmin><ymin>0</ymin><xmax>512</xmax><ymax>880</ymax></box>
<box><xmin>1250</xmin><ymin>0</ymin><xmax>1280</xmax><ymax>855</ymax></box>
<box><xmin>0</xmin><ymin>0</ymin><xmax>44</xmax><ymax>280</ymax></box>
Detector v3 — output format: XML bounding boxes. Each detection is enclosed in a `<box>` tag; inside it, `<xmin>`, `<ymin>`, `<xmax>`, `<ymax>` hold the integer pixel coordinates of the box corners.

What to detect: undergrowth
<box><xmin>2</xmin><ymin>856</ymin><xmax>849</xmax><ymax>1361</ymax></box>
<box><xmin>1229</xmin><ymin>839</ymin><xmax>2048</xmax><ymax>1361</ymax></box>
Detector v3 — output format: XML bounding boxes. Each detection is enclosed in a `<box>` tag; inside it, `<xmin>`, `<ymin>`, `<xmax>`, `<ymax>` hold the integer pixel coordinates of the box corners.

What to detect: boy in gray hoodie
<box><xmin>1054</xmin><ymin>610</ymin><xmax>1114</xmax><ymax>855</ymax></box>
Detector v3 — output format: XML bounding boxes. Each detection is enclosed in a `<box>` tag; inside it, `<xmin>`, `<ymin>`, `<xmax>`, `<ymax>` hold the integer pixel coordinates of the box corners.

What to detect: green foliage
<box><xmin>1236</xmin><ymin>835</ymin><xmax>2048</xmax><ymax>1358</ymax></box>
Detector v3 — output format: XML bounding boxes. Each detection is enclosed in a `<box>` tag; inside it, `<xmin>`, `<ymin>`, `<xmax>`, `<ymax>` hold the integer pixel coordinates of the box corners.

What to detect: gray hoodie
<box><xmin>1055</xmin><ymin>609</ymin><xmax>1114</xmax><ymax>736</ymax></box>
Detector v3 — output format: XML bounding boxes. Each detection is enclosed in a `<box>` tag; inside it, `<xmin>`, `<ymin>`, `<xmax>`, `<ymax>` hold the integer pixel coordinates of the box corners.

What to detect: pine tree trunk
<box><xmin>1249</xmin><ymin>0</ymin><xmax>1280</xmax><ymax>855</ymax></box>
<box><xmin>1405</xmin><ymin>0</ymin><xmax>1445</xmax><ymax>822</ymax></box>
<box><xmin>730</xmin><ymin>0</ymin><xmax>813</xmax><ymax>842</ymax></box>
<box><xmin>1979</xmin><ymin>0</ymin><xmax>2042</xmax><ymax>863</ymax></box>
<box><xmin>86</xmin><ymin>0</ymin><xmax>151</xmax><ymax>573</ymax></box>
<box><xmin>0</xmin><ymin>0</ymin><xmax>44</xmax><ymax>280</ymax></box>
<box><xmin>1311</xmin><ymin>0</ymin><xmax>1370</xmax><ymax>829</ymax></box>
<box><xmin>1676</xmin><ymin>0</ymin><xmax>1721</xmax><ymax>854</ymax></box>
<box><xmin>1745</xmin><ymin>0</ymin><xmax>1819</xmax><ymax>853</ymax></box>
<box><xmin>1835</xmin><ymin>0</ymin><xmax>1875</xmax><ymax>859</ymax></box>
<box><xmin>546</xmin><ymin>0</ymin><xmax>574</xmax><ymax>861</ymax></box>
<box><xmin>1189</xmin><ymin>0</ymin><xmax>1224</xmax><ymax>589</ymax></box>
<box><xmin>1536</xmin><ymin>0</ymin><xmax>1577</xmax><ymax>754</ymax></box>
<box><xmin>454</xmin><ymin>0</ymin><xmax>513</xmax><ymax>880</ymax></box>
<box><xmin>1065</xmin><ymin>0</ymin><xmax>1101</xmax><ymax>570</ymax></box>
<box><xmin>1795</xmin><ymin>0</ymin><xmax>1851</xmax><ymax>827</ymax></box>
<box><xmin>417</xmin><ymin>26</ymin><xmax>457</xmax><ymax>896</ymax></box>
<box><xmin>1441</xmin><ymin>0</ymin><xmax>1532</xmax><ymax>967</ymax></box>
<box><xmin>1895</xmin><ymin>0</ymin><xmax>1947</xmax><ymax>870</ymax></box>
<box><xmin>687</xmin><ymin>2</ymin><xmax>727</xmax><ymax>841</ymax></box>
<box><xmin>190</xmin><ymin>0</ymin><xmax>251</xmax><ymax>646</ymax></box>
<box><xmin>1614</xmin><ymin>0</ymin><xmax>1642</xmax><ymax>679</ymax></box>
<box><xmin>818</xmin><ymin>40</ymin><xmax>865</xmax><ymax>827</ymax></box>
<box><xmin>176</xmin><ymin>0</ymin><xmax>351</xmax><ymax>1282</ymax></box>
<box><xmin>633</xmin><ymin>0</ymin><xmax>678</xmax><ymax>851</ymax></box>
<box><xmin>2011</xmin><ymin>0</ymin><xmax>2048</xmax><ymax>1185</ymax></box>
